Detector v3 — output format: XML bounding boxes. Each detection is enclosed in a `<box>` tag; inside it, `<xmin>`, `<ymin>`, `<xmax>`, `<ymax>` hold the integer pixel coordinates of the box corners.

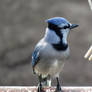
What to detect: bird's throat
<box><xmin>52</xmin><ymin>41</ymin><xmax>68</xmax><ymax>51</ymax></box>
<box><xmin>45</xmin><ymin>28</ymin><xmax>68</xmax><ymax>51</ymax></box>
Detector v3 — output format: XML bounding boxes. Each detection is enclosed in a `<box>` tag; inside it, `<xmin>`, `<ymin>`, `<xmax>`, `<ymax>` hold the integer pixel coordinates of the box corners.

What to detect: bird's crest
<box><xmin>46</xmin><ymin>17</ymin><xmax>70</xmax><ymax>26</ymax></box>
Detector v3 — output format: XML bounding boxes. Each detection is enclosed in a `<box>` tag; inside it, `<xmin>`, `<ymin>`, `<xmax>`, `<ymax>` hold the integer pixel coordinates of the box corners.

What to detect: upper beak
<box><xmin>70</xmin><ymin>24</ymin><xmax>79</xmax><ymax>29</ymax></box>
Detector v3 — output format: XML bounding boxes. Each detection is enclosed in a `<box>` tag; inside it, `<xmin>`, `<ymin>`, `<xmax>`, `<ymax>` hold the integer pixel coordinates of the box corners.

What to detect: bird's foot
<box><xmin>38</xmin><ymin>87</ymin><xmax>45</xmax><ymax>92</ymax></box>
<box><xmin>38</xmin><ymin>84</ymin><xmax>45</xmax><ymax>92</ymax></box>
<box><xmin>55</xmin><ymin>77</ymin><xmax>63</xmax><ymax>92</ymax></box>
<box><xmin>55</xmin><ymin>84</ymin><xmax>62</xmax><ymax>92</ymax></box>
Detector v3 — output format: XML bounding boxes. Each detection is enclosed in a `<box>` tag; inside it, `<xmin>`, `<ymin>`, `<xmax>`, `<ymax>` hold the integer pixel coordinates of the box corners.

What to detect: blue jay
<box><xmin>32</xmin><ymin>17</ymin><xmax>79</xmax><ymax>92</ymax></box>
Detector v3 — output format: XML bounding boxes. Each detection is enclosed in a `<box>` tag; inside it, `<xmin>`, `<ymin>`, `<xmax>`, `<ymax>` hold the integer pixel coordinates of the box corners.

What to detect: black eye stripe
<box><xmin>48</xmin><ymin>23</ymin><xmax>70</xmax><ymax>30</ymax></box>
<box><xmin>62</xmin><ymin>24</ymin><xmax>70</xmax><ymax>29</ymax></box>
<box><xmin>48</xmin><ymin>23</ymin><xmax>69</xmax><ymax>51</ymax></box>
<box><xmin>48</xmin><ymin>23</ymin><xmax>61</xmax><ymax>31</ymax></box>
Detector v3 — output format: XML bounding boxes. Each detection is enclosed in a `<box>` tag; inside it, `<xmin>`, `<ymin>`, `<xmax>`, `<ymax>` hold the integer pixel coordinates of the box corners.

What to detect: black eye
<box><xmin>63</xmin><ymin>26</ymin><xmax>68</xmax><ymax>29</ymax></box>
<box><xmin>63</xmin><ymin>24</ymin><xmax>70</xmax><ymax>29</ymax></box>
<box><xmin>67</xmin><ymin>24</ymin><xmax>70</xmax><ymax>28</ymax></box>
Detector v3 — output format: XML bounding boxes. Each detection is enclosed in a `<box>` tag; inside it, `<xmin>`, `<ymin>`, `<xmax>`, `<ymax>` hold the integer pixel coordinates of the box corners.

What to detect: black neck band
<box><xmin>48</xmin><ymin>23</ymin><xmax>68</xmax><ymax>51</ymax></box>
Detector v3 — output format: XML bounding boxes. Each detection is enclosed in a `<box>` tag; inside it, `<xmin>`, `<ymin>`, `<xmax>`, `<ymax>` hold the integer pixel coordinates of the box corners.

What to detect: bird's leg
<box><xmin>55</xmin><ymin>77</ymin><xmax>62</xmax><ymax>92</ymax></box>
<box><xmin>38</xmin><ymin>75</ymin><xmax>45</xmax><ymax>92</ymax></box>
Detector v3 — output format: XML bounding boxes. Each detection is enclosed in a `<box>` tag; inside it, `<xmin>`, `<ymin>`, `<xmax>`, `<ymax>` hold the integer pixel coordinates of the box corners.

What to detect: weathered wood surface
<box><xmin>0</xmin><ymin>87</ymin><xmax>92</xmax><ymax>92</ymax></box>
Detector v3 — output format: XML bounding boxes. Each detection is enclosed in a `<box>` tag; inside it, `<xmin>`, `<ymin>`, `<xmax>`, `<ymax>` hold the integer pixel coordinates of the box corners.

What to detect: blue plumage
<box><xmin>32</xmin><ymin>47</ymin><xmax>40</xmax><ymax>68</ymax></box>
<box><xmin>32</xmin><ymin>17</ymin><xmax>79</xmax><ymax>92</ymax></box>
<box><xmin>46</xmin><ymin>17</ymin><xmax>70</xmax><ymax>26</ymax></box>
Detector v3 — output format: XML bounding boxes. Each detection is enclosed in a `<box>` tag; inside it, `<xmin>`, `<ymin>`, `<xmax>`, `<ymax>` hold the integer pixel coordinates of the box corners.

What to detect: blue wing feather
<box><xmin>32</xmin><ymin>47</ymin><xmax>40</xmax><ymax>68</ymax></box>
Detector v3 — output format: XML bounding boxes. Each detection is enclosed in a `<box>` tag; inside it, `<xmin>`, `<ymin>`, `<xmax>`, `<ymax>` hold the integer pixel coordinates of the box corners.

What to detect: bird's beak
<box><xmin>70</xmin><ymin>24</ymin><xmax>79</xmax><ymax>29</ymax></box>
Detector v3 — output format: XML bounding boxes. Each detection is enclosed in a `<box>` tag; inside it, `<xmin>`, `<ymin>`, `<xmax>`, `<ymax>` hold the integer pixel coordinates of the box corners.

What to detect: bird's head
<box><xmin>45</xmin><ymin>17</ymin><xmax>79</xmax><ymax>44</ymax></box>
<box><xmin>46</xmin><ymin>17</ymin><xmax>79</xmax><ymax>32</ymax></box>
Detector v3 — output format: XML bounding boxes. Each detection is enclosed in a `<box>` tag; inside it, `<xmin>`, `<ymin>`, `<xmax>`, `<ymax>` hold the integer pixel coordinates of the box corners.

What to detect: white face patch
<box><xmin>44</xmin><ymin>27</ymin><xmax>70</xmax><ymax>45</ymax></box>
<box><xmin>60</xmin><ymin>28</ymin><xmax>70</xmax><ymax>44</ymax></box>
<box><xmin>44</xmin><ymin>28</ymin><xmax>60</xmax><ymax>44</ymax></box>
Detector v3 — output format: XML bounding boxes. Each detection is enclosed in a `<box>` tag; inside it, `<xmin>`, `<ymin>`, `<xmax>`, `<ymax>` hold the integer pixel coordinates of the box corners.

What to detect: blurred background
<box><xmin>0</xmin><ymin>0</ymin><xmax>92</xmax><ymax>86</ymax></box>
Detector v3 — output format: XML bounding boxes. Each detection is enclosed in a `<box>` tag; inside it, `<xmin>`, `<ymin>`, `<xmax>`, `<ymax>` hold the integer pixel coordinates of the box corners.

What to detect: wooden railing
<box><xmin>0</xmin><ymin>86</ymin><xmax>92</xmax><ymax>92</ymax></box>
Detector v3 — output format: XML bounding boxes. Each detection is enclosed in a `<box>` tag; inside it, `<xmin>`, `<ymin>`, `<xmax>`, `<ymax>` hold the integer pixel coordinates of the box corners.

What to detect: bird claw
<box><xmin>37</xmin><ymin>84</ymin><xmax>45</xmax><ymax>92</ymax></box>
<box><xmin>55</xmin><ymin>77</ymin><xmax>63</xmax><ymax>92</ymax></box>
<box><xmin>55</xmin><ymin>86</ymin><xmax>62</xmax><ymax>92</ymax></box>
<box><xmin>38</xmin><ymin>87</ymin><xmax>45</xmax><ymax>92</ymax></box>
<box><xmin>55</xmin><ymin>89</ymin><xmax>62</xmax><ymax>92</ymax></box>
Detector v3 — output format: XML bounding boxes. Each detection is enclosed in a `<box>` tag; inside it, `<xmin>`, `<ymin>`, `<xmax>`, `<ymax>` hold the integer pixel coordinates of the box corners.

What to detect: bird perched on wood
<box><xmin>32</xmin><ymin>17</ymin><xmax>79</xmax><ymax>92</ymax></box>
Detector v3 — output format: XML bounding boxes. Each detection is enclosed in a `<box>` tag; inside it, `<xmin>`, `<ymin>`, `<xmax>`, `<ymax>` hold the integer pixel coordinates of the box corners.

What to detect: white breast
<box><xmin>40</xmin><ymin>41</ymin><xmax>70</xmax><ymax>60</ymax></box>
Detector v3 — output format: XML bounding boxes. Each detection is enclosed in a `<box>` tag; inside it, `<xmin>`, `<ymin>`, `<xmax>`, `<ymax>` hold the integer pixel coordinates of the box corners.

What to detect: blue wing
<box><xmin>32</xmin><ymin>47</ymin><xmax>40</xmax><ymax>70</ymax></box>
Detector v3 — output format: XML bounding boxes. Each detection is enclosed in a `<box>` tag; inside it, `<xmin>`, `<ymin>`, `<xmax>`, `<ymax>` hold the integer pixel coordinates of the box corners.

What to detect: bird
<box><xmin>32</xmin><ymin>17</ymin><xmax>79</xmax><ymax>92</ymax></box>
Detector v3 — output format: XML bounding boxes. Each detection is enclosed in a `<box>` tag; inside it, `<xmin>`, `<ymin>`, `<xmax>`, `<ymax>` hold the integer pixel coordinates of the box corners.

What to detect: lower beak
<box><xmin>70</xmin><ymin>24</ymin><xmax>79</xmax><ymax>29</ymax></box>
